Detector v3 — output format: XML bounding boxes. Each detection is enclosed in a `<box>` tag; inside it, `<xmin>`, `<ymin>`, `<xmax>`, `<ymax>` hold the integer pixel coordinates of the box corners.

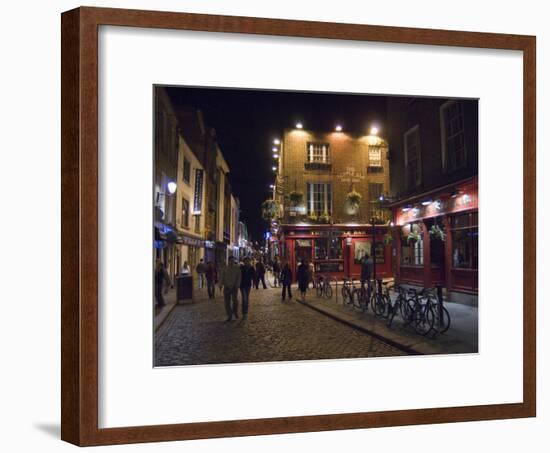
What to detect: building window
<box><xmin>368</xmin><ymin>183</ymin><xmax>385</xmax><ymax>221</ymax></box>
<box><xmin>306</xmin><ymin>183</ymin><xmax>332</xmax><ymax>217</ymax></box>
<box><xmin>401</xmin><ymin>223</ymin><xmax>423</xmax><ymax>266</ymax></box>
<box><xmin>451</xmin><ymin>211</ymin><xmax>478</xmax><ymax>269</ymax></box>
<box><xmin>314</xmin><ymin>237</ymin><xmax>343</xmax><ymax>260</ymax></box>
<box><xmin>369</xmin><ymin>145</ymin><xmax>382</xmax><ymax>167</ymax></box>
<box><xmin>307</xmin><ymin>143</ymin><xmax>330</xmax><ymax>163</ymax></box>
<box><xmin>404</xmin><ymin>126</ymin><xmax>422</xmax><ymax>188</ymax></box>
<box><xmin>181</xmin><ymin>198</ymin><xmax>189</xmax><ymax>228</ymax></box>
<box><xmin>441</xmin><ymin>100</ymin><xmax>467</xmax><ymax>172</ymax></box>
<box><xmin>194</xmin><ymin>214</ymin><xmax>201</xmax><ymax>234</ymax></box>
<box><xmin>183</xmin><ymin>158</ymin><xmax>191</xmax><ymax>184</ymax></box>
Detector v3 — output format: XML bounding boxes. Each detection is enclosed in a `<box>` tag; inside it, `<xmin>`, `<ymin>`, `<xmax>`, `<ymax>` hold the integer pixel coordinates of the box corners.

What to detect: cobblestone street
<box><xmin>154</xmin><ymin>285</ymin><xmax>406</xmax><ymax>366</ymax></box>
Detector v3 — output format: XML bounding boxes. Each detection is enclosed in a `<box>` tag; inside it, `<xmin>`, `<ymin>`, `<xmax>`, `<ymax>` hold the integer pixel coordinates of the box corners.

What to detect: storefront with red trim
<box><xmin>390</xmin><ymin>177</ymin><xmax>478</xmax><ymax>301</ymax></box>
<box><xmin>278</xmin><ymin>224</ymin><xmax>393</xmax><ymax>282</ymax></box>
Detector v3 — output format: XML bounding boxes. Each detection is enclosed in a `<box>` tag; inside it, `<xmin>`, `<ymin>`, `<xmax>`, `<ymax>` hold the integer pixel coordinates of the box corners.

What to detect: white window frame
<box><xmin>306</xmin><ymin>182</ymin><xmax>332</xmax><ymax>216</ymax></box>
<box><xmin>307</xmin><ymin>142</ymin><xmax>330</xmax><ymax>163</ymax></box>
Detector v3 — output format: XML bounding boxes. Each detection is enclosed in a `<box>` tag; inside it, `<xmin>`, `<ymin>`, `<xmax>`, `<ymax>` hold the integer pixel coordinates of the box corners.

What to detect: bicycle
<box><xmin>341</xmin><ymin>278</ymin><xmax>356</xmax><ymax>306</ymax></box>
<box><xmin>419</xmin><ymin>288</ymin><xmax>451</xmax><ymax>335</ymax></box>
<box><xmin>315</xmin><ymin>275</ymin><xmax>333</xmax><ymax>299</ymax></box>
<box><xmin>351</xmin><ymin>280</ymin><xmax>371</xmax><ymax>312</ymax></box>
<box><xmin>384</xmin><ymin>284</ymin><xmax>414</xmax><ymax>328</ymax></box>
<box><xmin>407</xmin><ymin>288</ymin><xmax>435</xmax><ymax>335</ymax></box>
<box><xmin>369</xmin><ymin>279</ymin><xmax>390</xmax><ymax>318</ymax></box>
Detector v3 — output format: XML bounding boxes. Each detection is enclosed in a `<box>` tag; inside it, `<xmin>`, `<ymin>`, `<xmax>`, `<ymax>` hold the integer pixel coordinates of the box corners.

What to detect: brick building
<box><xmin>385</xmin><ymin>97</ymin><xmax>479</xmax><ymax>304</ymax></box>
<box><xmin>273</xmin><ymin>126</ymin><xmax>393</xmax><ymax>281</ymax></box>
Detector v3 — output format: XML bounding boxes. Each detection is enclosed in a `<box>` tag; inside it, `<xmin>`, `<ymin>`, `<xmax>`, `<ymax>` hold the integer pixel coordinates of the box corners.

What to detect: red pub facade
<box><xmin>390</xmin><ymin>176</ymin><xmax>478</xmax><ymax>303</ymax></box>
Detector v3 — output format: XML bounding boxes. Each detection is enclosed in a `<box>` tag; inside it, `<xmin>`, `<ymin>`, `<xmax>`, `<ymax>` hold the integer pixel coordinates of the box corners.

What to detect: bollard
<box><xmin>436</xmin><ymin>284</ymin><xmax>444</xmax><ymax>326</ymax></box>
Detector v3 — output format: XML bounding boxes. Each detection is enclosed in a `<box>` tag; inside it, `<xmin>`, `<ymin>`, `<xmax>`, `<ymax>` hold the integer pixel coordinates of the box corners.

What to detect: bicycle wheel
<box><xmin>342</xmin><ymin>286</ymin><xmax>351</xmax><ymax>305</ymax></box>
<box><xmin>316</xmin><ymin>281</ymin><xmax>323</xmax><ymax>298</ymax></box>
<box><xmin>413</xmin><ymin>305</ymin><xmax>434</xmax><ymax>335</ymax></box>
<box><xmin>401</xmin><ymin>298</ymin><xmax>414</xmax><ymax>325</ymax></box>
<box><xmin>433</xmin><ymin>306</ymin><xmax>451</xmax><ymax>333</ymax></box>
<box><xmin>324</xmin><ymin>283</ymin><xmax>333</xmax><ymax>299</ymax></box>
<box><xmin>352</xmin><ymin>289</ymin><xmax>363</xmax><ymax>311</ymax></box>
<box><xmin>373</xmin><ymin>294</ymin><xmax>386</xmax><ymax>317</ymax></box>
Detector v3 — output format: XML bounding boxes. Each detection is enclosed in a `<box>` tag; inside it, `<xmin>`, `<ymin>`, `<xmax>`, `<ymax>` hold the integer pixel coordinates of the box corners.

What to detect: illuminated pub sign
<box><xmin>395</xmin><ymin>187</ymin><xmax>478</xmax><ymax>225</ymax></box>
<box><xmin>193</xmin><ymin>169</ymin><xmax>204</xmax><ymax>215</ymax></box>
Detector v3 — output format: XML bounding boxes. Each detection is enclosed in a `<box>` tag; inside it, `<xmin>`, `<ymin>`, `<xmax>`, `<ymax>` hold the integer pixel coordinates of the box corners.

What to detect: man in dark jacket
<box><xmin>254</xmin><ymin>258</ymin><xmax>267</xmax><ymax>289</ymax></box>
<box><xmin>280</xmin><ymin>262</ymin><xmax>293</xmax><ymax>301</ymax></box>
<box><xmin>360</xmin><ymin>252</ymin><xmax>374</xmax><ymax>285</ymax></box>
<box><xmin>239</xmin><ymin>257</ymin><xmax>256</xmax><ymax>318</ymax></box>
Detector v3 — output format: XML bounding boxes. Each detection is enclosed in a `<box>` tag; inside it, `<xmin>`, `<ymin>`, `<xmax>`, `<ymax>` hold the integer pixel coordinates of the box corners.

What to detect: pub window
<box><xmin>451</xmin><ymin>212</ymin><xmax>478</xmax><ymax>269</ymax></box>
<box><xmin>314</xmin><ymin>237</ymin><xmax>343</xmax><ymax>260</ymax></box>
<box><xmin>307</xmin><ymin>142</ymin><xmax>330</xmax><ymax>163</ymax></box>
<box><xmin>181</xmin><ymin>198</ymin><xmax>189</xmax><ymax>228</ymax></box>
<box><xmin>307</xmin><ymin>182</ymin><xmax>332</xmax><ymax>216</ymax></box>
<box><xmin>401</xmin><ymin>223</ymin><xmax>423</xmax><ymax>266</ymax></box>
<box><xmin>404</xmin><ymin>125</ymin><xmax>422</xmax><ymax>188</ymax></box>
<box><xmin>440</xmin><ymin>100</ymin><xmax>467</xmax><ymax>172</ymax></box>
<box><xmin>183</xmin><ymin>157</ymin><xmax>191</xmax><ymax>184</ymax></box>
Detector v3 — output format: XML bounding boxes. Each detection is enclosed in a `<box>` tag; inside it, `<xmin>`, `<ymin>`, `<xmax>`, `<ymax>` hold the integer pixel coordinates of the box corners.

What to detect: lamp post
<box><xmin>370</xmin><ymin>216</ymin><xmax>376</xmax><ymax>283</ymax></box>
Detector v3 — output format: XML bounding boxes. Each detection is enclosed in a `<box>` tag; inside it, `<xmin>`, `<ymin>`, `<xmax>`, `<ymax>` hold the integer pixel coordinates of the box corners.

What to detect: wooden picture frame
<box><xmin>61</xmin><ymin>6</ymin><xmax>536</xmax><ymax>446</ymax></box>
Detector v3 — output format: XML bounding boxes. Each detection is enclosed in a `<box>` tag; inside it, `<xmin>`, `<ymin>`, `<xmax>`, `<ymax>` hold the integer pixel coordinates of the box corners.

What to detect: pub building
<box><xmin>272</xmin><ymin>125</ymin><xmax>393</xmax><ymax>281</ymax></box>
<box><xmin>389</xmin><ymin>176</ymin><xmax>478</xmax><ymax>304</ymax></box>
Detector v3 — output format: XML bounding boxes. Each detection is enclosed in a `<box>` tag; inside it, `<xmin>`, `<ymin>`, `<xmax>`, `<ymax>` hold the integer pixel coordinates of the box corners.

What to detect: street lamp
<box><xmin>167</xmin><ymin>180</ymin><xmax>177</xmax><ymax>194</ymax></box>
<box><xmin>370</xmin><ymin>126</ymin><xmax>379</xmax><ymax>135</ymax></box>
<box><xmin>295</xmin><ymin>122</ymin><xmax>303</xmax><ymax>129</ymax></box>
<box><xmin>273</xmin><ymin>139</ymin><xmax>280</xmax><ymax>145</ymax></box>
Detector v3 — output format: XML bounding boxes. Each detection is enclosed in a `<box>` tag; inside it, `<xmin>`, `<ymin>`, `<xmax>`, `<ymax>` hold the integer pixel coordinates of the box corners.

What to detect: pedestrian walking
<box><xmin>254</xmin><ymin>258</ymin><xmax>267</xmax><ymax>289</ymax></box>
<box><xmin>219</xmin><ymin>256</ymin><xmax>242</xmax><ymax>322</ymax></box>
<box><xmin>297</xmin><ymin>259</ymin><xmax>309</xmax><ymax>302</ymax></box>
<box><xmin>280</xmin><ymin>262</ymin><xmax>293</xmax><ymax>301</ymax></box>
<box><xmin>272</xmin><ymin>257</ymin><xmax>281</xmax><ymax>287</ymax></box>
<box><xmin>239</xmin><ymin>257</ymin><xmax>256</xmax><ymax>318</ymax></box>
<box><xmin>205</xmin><ymin>261</ymin><xmax>217</xmax><ymax>299</ymax></box>
<box><xmin>195</xmin><ymin>259</ymin><xmax>207</xmax><ymax>289</ymax></box>
<box><xmin>308</xmin><ymin>260</ymin><xmax>316</xmax><ymax>289</ymax></box>
<box><xmin>154</xmin><ymin>260</ymin><xmax>171</xmax><ymax>308</ymax></box>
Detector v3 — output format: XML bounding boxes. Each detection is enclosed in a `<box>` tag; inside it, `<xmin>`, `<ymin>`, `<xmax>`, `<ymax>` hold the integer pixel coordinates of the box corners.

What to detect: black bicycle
<box><xmin>315</xmin><ymin>275</ymin><xmax>333</xmax><ymax>299</ymax></box>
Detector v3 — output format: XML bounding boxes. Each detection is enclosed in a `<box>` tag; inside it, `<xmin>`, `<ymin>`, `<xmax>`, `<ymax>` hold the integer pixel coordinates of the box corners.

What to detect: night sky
<box><xmin>166</xmin><ymin>86</ymin><xmax>388</xmax><ymax>242</ymax></box>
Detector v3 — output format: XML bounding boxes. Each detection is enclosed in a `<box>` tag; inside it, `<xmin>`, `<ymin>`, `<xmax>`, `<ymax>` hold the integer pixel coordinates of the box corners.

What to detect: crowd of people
<box><xmin>154</xmin><ymin>251</ymin><xmax>375</xmax><ymax>322</ymax></box>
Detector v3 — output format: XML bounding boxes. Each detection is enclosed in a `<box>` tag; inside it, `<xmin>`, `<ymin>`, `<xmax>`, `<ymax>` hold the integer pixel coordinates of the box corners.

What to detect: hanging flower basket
<box><xmin>289</xmin><ymin>190</ymin><xmax>304</xmax><ymax>206</ymax></box>
<box><xmin>407</xmin><ymin>225</ymin><xmax>422</xmax><ymax>244</ymax></box>
<box><xmin>346</xmin><ymin>190</ymin><xmax>362</xmax><ymax>206</ymax></box>
<box><xmin>383</xmin><ymin>233</ymin><xmax>394</xmax><ymax>246</ymax></box>
<box><xmin>429</xmin><ymin>224</ymin><xmax>446</xmax><ymax>242</ymax></box>
<box><xmin>261</xmin><ymin>199</ymin><xmax>278</xmax><ymax>222</ymax></box>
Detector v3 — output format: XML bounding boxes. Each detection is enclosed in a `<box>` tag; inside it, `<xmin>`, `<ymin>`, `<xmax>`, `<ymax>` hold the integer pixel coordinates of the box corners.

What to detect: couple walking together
<box><xmin>219</xmin><ymin>256</ymin><xmax>256</xmax><ymax>322</ymax></box>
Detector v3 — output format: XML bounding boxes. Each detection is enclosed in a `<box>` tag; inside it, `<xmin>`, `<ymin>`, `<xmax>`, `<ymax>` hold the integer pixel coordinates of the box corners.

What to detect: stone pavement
<box><xmin>301</xmin><ymin>283</ymin><xmax>478</xmax><ymax>355</ymax></box>
<box><xmin>154</xmin><ymin>285</ymin><xmax>407</xmax><ymax>367</ymax></box>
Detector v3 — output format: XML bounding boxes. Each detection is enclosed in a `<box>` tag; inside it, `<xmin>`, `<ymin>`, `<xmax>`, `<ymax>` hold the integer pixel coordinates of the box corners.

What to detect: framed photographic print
<box><xmin>61</xmin><ymin>6</ymin><xmax>536</xmax><ymax>446</ymax></box>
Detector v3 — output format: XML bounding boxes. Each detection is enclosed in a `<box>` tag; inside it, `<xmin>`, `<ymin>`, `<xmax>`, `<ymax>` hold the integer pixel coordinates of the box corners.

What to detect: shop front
<box><xmin>175</xmin><ymin>231</ymin><xmax>206</xmax><ymax>275</ymax></box>
<box><xmin>279</xmin><ymin>224</ymin><xmax>392</xmax><ymax>282</ymax></box>
<box><xmin>391</xmin><ymin>177</ymin><xmax>478</xmax><ymax>302</ymax></box>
